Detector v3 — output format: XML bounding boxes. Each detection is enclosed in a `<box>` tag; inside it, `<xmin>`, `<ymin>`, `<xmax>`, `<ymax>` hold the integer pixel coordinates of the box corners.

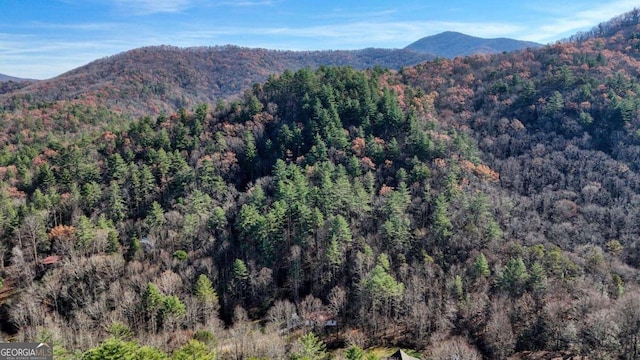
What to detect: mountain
<box><xmin>0</xmin><ymin>73</ymin><xmax>35</xmax><ymax>95</ymax></box>
<box><xmin>0</xmin><ymin>73</ymin><xmax>33</xmax><ymax>82</ymax></box>
<box><xmin>1</xmin><ymin>46</ymin><xmax>434</xmax><ymax>117</ymax></box>
<box><xmin>0</xmin><ymin>33</ymin><xmax>544</xmax><ymax>118</ymax></box>
<box><xmin>405</xmin><ymin>31</ymin><xmax>542</xmax><ymax>57</ymax></box>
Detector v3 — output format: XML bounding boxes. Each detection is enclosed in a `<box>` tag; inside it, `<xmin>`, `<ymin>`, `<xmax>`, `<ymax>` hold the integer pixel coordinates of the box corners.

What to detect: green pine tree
<box><xmin>473</xmin><ymin>253</ymin><xmax>490</xmax><ymax>278</ymax></box>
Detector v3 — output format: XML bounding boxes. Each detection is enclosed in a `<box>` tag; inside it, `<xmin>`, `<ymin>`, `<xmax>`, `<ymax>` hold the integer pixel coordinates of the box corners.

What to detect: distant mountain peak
<box><xmin>0</xmin><ymin>73</ymin><xmax>35</xmax><ymax>82</ymax></box>
<box><xmin>405</xmin><ymin>31</ymin><xmax>542</xmax><ymax>58</ymax></box>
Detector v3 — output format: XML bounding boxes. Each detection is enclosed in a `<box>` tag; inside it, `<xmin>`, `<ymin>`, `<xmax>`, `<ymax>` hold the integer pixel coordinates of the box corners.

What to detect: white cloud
<box><xmin>521</xmin><ymin>0</ymin><xmax>639</xmax><ymax>42</ymax></box>
<box><xmin>111</xmin><ymin>0</ymin><xmax>193</xmax><ymax>15</ymax></box>
<box><xmin>311</xmin><ymin>9</ymin><xmax>398</xmax><ymax>20</ymax></box>
<box><xmin>0</xmin><ymin>32</ymin><xmax>136</xmax><ymax>79</ymax></box>
<box><xmin>23</xmin><ymin>21</ymin><xmax>122</xmax><ymax>31</ymax></box>
<box><xmin>106</xmin><ymin>0</ymin><xmax>280</xmax><ymax>15</ymax></box>
<box><xmin>214</xmin><ymin>0</ymin><xmax>281</xmax><ymax>7</ymax></box>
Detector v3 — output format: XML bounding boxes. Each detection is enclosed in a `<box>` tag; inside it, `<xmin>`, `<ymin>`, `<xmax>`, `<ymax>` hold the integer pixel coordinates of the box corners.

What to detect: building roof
<box><xmin>387</xmin><ymin>349</ymin><xmax>420</xmax><ymax>360</ymax></box>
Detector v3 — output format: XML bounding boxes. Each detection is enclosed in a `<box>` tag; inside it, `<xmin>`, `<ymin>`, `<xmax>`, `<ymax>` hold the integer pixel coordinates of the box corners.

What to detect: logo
<box><xmin>0</xmin><ymin>343</ymin><xmax>52</xmax><ymax>360</ymax></box>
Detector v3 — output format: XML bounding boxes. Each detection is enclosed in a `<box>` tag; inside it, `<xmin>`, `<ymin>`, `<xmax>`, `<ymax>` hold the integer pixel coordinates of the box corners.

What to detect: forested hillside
<box><xmin>0</xmin><ymin>46</ymin><xmax>434</xmax><ymax>118</ymax></box>
<box><xmin>1</xmin><ymin>8</ymin><xmax>640</xmax><ymax>360</ymax></box>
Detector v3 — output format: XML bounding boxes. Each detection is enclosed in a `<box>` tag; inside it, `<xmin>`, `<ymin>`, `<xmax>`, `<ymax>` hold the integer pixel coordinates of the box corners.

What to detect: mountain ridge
<box><xmin>0</xmin><ymin>73</ymin><xmax>35</xmax><ymax>82</ymax></box>
<box><xmin>1</xmin><ymin>45</ymin><xmax>435</xmax><ymax>117</ymax></box>
<box><xmin>0</xmin><ymin>32</ymin><xmax>545</xmax><ymax>117</ymax></box>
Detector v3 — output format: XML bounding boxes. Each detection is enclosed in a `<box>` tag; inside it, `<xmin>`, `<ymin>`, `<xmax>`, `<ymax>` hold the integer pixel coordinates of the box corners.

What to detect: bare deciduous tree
<box><xmin>483</xmin><ymin>304</ymin><xmax>515</xmax><ymax>360</ymax></box>
<box><xmin>430</xmin><ymin>336</ymin><xmax>482</xmax><ymax>360</ymax></box>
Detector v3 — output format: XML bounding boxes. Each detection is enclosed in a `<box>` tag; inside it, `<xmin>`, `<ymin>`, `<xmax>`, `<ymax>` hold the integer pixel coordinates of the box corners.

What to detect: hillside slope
<box><xmin>0</xmin><ymin>73</ymin><xmax>33</xmax><ymax>82</ymax></box>
<box><xmin>406</xmin><ymin>31</ymin><xmax>542</xmax><ymax>57</ymax></box>
<box><xmin>1</xmin><ymin>46</ymin><xmax>434</xmax><ymax>117</ymax></box>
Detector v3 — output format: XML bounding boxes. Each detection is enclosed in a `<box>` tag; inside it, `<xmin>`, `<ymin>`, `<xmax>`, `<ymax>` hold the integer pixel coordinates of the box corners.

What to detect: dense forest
<box><xmin>1</xmin><ymin>8</ymin><xmax>640</xmax><ymax>360</ymax></box>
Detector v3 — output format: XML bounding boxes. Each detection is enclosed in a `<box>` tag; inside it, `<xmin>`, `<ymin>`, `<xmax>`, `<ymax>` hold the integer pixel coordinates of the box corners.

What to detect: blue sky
<box><xmin>0</xmin><ymin>0</ymin><xmax>637</xmax><ymax>79</ymax></box>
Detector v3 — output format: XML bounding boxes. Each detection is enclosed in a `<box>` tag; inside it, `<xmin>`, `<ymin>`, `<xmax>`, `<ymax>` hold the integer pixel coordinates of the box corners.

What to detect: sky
<box><xmin>0</xmin><ymin>0</ymin><xmax>638</xmax><ymax>79</ymax></box>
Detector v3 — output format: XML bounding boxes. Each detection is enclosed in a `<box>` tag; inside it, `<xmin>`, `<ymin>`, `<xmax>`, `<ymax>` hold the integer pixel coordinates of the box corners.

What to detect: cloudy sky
<box><xmin>0</xmin><ymin>0</ymin><xmax>637</xmax><ymax>79</ymax></box>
